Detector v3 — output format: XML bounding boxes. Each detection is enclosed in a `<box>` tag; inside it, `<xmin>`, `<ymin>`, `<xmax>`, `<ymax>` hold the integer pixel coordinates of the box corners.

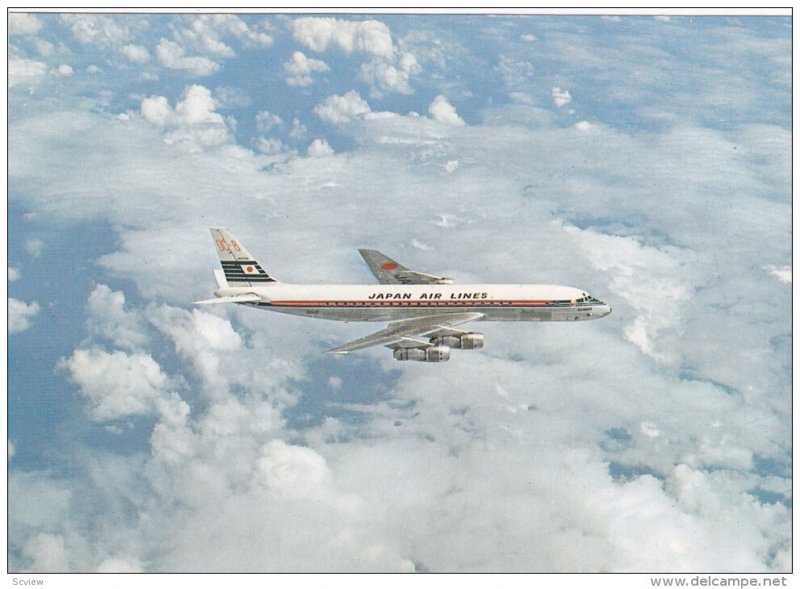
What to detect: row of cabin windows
<box><xmin>319</xmin><ymin>300</ymin><xmax>544</xmax><ymax>307</ymax></box>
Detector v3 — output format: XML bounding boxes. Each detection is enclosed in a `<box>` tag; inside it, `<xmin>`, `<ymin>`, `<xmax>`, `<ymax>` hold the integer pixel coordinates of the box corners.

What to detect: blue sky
<box><xmin>7</xmin><ymin>11</ymin><xmax>792</xmax><ymax>573</ymax></box>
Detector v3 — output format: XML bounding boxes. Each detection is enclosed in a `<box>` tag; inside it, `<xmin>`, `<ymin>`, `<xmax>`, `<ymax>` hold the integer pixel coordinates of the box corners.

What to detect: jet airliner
<box><xmin>196</xmin><ymin>228</ymin><xmax>612</xmax><ymax>362</ymax></box>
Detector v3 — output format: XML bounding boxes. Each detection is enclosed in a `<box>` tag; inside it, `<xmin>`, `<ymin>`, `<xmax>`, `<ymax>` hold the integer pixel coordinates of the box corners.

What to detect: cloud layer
<box><xmin>7</xmin><ymin>13</ymin><xmax>791</xmax><ymax>574</ymax></box>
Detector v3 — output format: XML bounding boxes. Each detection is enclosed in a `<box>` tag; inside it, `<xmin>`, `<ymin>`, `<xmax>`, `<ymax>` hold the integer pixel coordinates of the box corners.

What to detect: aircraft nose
<box><xmin>598</xmin><ymin>304</ymin><xmax>612</xmax><ymax>317</ymax></box>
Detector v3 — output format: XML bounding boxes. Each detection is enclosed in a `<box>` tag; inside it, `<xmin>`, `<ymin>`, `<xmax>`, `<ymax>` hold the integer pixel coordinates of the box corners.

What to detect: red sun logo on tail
<box><xmin>381</xmin><ymin>262</ymin><xmax>398</xmax><ymax>270</ymax></box>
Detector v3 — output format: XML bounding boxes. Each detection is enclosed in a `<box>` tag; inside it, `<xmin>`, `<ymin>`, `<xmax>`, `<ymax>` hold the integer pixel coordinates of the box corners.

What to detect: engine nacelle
<box><xmin>393</xmin><ymin>345</ymin><xmax>451</xmax><ymax>362</ymax></box>
<box><xmin>430</xmin><ymin>333</ymin><xmax>485</xmax><ymax>350</ymax></box>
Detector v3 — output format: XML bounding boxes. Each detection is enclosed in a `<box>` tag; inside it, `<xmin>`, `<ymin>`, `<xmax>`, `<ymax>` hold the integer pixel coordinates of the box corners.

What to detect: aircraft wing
<box><xmin>327</xmin><ymin>312</ymin><xmax>483</xmax><ymax>354</ymax></box>
<box><xmin>358</xmin><ymin>249</ymin><xmax>454</xmax><ymax>285</ymax></box>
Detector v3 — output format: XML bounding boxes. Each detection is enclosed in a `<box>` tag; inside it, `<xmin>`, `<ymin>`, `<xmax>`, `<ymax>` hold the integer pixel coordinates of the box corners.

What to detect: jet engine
<box><xmin>429</xmin><ymin>333</ymin><xmax>485</xmax><ymax>350</ymax></box>
<box><xmin>393</xmin><ymin>345</ymin><xmax>451</xmax><ymax>362</ymax></box>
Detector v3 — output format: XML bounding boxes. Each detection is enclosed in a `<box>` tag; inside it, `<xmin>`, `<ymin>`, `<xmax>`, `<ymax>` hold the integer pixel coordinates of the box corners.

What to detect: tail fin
<box><xmin>210</xmin><ymin>228</ymin><xmax>279</xmax><ymax>286</ymax></box>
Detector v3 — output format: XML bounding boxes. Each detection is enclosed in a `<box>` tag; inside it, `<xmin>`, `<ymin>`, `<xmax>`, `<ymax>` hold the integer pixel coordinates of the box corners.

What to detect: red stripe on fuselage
<box><xmin>267</xmin><ymin>299</ymin><xmax>568</xmax><ymax>307</ymax></box>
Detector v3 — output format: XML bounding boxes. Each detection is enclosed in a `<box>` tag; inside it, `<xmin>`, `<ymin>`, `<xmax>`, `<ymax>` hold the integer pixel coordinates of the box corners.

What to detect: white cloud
<box><xmin>172</xmin><ymin>15</ymin><xmax>273</xmax><ymax>58</ymax></box>
<box><xmin>255</xmin><ymin>111</ymin><xmax>283</xmax><ymax>132</ymax></box>
<box><xmin>8</xmin><ymin>298</ymin><xmax>40</xmax><ymax>334</ymax></box>
<box><xmin>284</xmin><ymin>51</ymin><xmax>329</xmax><ymax>87</ymax></box>
<box><xmin>121</xmin><ymin>44</ymin><xmax>150</xmax><ymax>64</ymax></box>
<box><xmin>766</xmin><ymin>265</ymin><xmax>791</xmax><ymax>284</ymax></box>
<box><xmin>60</xmin><ymin>348</ymin><xmax>168</xmax><ymax>421</ymax></box>
<box><xmin>140</xmin><ymin>95</ymin><xmax>172</xmax><ymax>127</ymax></box>
<box><xmin>255</xmin><ymin>137</ymin><xmax>287</xmax><ymax>155</ymax></box>
<box><xmin>552</xmin><ymin>86</ymin><xmax>572</xmax><ymax>107</ymax></box>
<box><xmin>360</xmin><ymin>52</ymin><xmax>420</xmax><ymax>95</ymax></box>
<box><xmin>140</xmin><ymin>85</ymin><xmax>232</xmax><ymax>151</ymax></box>
<box><xmin>96</xmin><ymin>558</ymin><xmax>143</xmax><ymax>573</ymax></box>
<box><xmin>9</xmin><ymin>13</ymin><xmax>42</xmax><ymax>36</ymax></box>
<box><xmin>156</xmin><ymin>39</ymin><xmax>220</xmax><ymax>77</ymax></box>
<box><xmin>428</xmin><ymin>95</ymin><xmax>465</xmax><ymax>126</ymax></box>
<box><xmin>315</xmin><ymin>90</ymin><xmax>372</xmax><ymax>126</ymax></box>
<box><xmin>575</xmin><ymin>120</ymin><xmax>594</xmax><ymax>131</ymax></box>
<box><xmin>253</xmin><ymin>440</ymin><xmax>331</xmax><ymax>498</ymax></box>
<box><xmin>153</xmin><ymin>16</ymin><xmax>273</xmax><ymax>78</ymax></box>
<box><xmin>55</xmin><ymin>64</ymin><xmax>73</xmax><ymax>77</ymax></box>
<box><xmin>61</xmin><ymin>14</ymin><xmax>134</xmax><ymax>47</ymax></box>
<box><xmin>291</xmin><ymin>17</ymin><xmax>419</xmax><ymax>95</ymax></box>
<box><xmin>289</xmin><ymin>117</ymin><xmax>308</xmax><ymax>139</ymax></box>
<box><xmin>22</xmin><ymin>533</ymin><xmax>70</xmax><ymax>572</ymax></box>
<box><xmin>290</xmin><ymin>17</ymin><xmax>394</xmax><ymax>58</ymax></box>
<box><xmin>307</xmin><ymin>138</ymin><xmax>334</xmax><ymax>157</ymax></box>
<box><xmin>175</xmin><ymin>85</ymin><xmax>223</xmax><ymax>125</ymax></box>
<box><xmin>8</xmin><ymin>267</ymin><xmax>21</xmax><ymax>282</ymax></box>
<box><xmin>8</xmin><ymin>58</ymin><xmax>48</xmax><ymax>89</ymax></box>
<box><xmin>566</xmin><ymin>225</ymin><xmax>691</xmax><ymax>363</ymax></box>
<box><xmin>86</xmin><ymin>285</ymin><xmax>148</xmax><ymax>350</ymax></box>
<box><xmin>23</xmin><ymin>238</ymin><xmax>45</xmax><ymax>258</ymax></box>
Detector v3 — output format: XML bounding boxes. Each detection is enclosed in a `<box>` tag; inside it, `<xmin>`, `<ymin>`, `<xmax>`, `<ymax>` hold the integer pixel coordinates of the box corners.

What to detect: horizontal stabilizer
<box><xmin>194</xmin><ymin>294</ymin><xmax>261</xmax><ymax>305</ymax></box>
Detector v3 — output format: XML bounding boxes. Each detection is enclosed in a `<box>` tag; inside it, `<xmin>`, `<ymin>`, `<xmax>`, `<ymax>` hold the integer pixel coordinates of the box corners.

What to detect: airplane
<box><xmin>196</xmin><ymin>228</ymin><xmax>612</xmax><ymax>362</ymax></box>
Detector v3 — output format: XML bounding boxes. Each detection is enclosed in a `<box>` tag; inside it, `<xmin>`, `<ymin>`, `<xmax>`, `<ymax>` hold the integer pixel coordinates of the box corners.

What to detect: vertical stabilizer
<box><xmin>210</xmin><ymin>227</ymin><xmax>278</xmax><ymax>286</ymax></box>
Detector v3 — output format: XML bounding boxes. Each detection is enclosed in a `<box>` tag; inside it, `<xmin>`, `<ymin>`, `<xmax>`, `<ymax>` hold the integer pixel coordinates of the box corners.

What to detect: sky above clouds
<box><xmin>7</xmin><ymin>12</ymin><xmax>792</xmax><ymax>573</ymax></box>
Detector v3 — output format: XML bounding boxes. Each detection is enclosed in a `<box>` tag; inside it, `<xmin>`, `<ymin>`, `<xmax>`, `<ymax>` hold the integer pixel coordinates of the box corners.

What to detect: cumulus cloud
<box><xmin>155</xmin><ymin>15</ymin><xmax>272</xmax><ymax>77</ymax></box>
<box><xmin>283</xmin><ymin>51</ymin><xmax>330</xmax><ymax>87</ymax></box>
<box><xmin>61</xmin><ymin>14</ymin><xmax>134</xmax><ymax>47</ymax></box>
<box><xmin>360</xmin><ymin>52</ymin><xmax>420</xmax><ymax>95</ymax></box>
<box><xmin>552</xmin><ymin>86</ymin><xmax>572</xmax><ymax>107</ymax></box>
<box><xmin>86</xmin><ymin>285</ymin><xmax>148</xmax><ymax>350</ymax></box>
<box><xmin>55</xmin><ymin>64</ymin><xmax>73</xmax><ymax>77</ymax></box>
<box><xmin>60</xmin><ymin>348</ymin><xmax>168</xmax><ymax>421</ymax></box>
<box><xmin>140</xmin><ymin>95</ymin><xmax>172</xmax><ymax>127</ymax></box>
<box><xmin>255</xmin><ymin>110</ymin><xmax>283</xmax><ymax>132</ymax></box>
<box><xmin>253</xmin><ymin>440</ymin><xmax>331</xmax><ymax>498</ymax></box>
<box><xmin>140</xmin><ymin>85</ymin><xmax>232</xmax><ymax>151</ymax></box>
<box><xmin>8</xmin><ymin>298</ymin><xmax>40</xmax><ymax>334</ymax></box>
<box><xmin>156</xmin><ymin>39</ymin><xmax>220</xmax><ymax>77</ymax></box>
<box><xmin>121</xmin><ymin>44</ymin><xmax>150</xmax><ymax>64</ymax></box>
<box><xmin>428</xmin><ymin>95</ymin><xmax>465</xmax><ymax>126</ymax></box>
<box><xmin>291</xmin><ymin>16</ymin><xmax>420</xmax><ymax>95</ymax></box>
<box><xmin>254</xmin><ymin>137</ymin><xmax>288</xmax><ymax>155</ymax></box>
<box><xmin>315</xmin><ymin>90</ymin><xmax>372</xmax><ymax>125</ymax></box>
<box><xmin>290</xmin><ymin>17</ymin><xmax>394</xmax><ymax>58</ymax></box>
<box><xmin>95</xmin><ymin>558</ymin><xmax>143</xmax><ymax>573</ymax></box>
<box><xmin>9</xmin><ymin>13</ymin><xmax>42</xmax><ymax>36</ymax></box>
<box><xmin>22</xmin><ymin>533</ymin><xmax>70</xmax><ymax>572</ymax></box>
<box><xmin>24</xmin><ymin>239</ymin><xmax>44</xmax><ymax>258</ymax></box>
<box><xmin>8</xmin><ymin>267</ymin><xmax>20</xmax><ymax>282</ymax></box>
<box><xmin>8</xmin><ymin>58</ymin><xmax>48</xmax><ymax>89</ymax></box>
<box><xmin>567</xmin><ymin>225</ymin><xmax>691</xmax><ymax>363</ymax></box>
<box><xmin>307</xmin><ymin>138</ymin><xmax>334</xmax><ymax>157</ymax></box>
<box><xmin>766</xmin><ymin>265</ymin><xmax>791</xmax><ymax>284</ymax></box>
<box><xmin>172</xmin><ymin>14</ymin><xmax>273</xmax><ymax>57</ymax></box>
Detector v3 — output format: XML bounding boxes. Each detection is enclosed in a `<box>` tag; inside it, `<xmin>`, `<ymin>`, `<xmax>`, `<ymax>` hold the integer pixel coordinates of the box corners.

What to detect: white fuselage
<box><xmin>216</xmin><ymin>283</ymin><xmax>612</xmax><ymax>323</ymax></box>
